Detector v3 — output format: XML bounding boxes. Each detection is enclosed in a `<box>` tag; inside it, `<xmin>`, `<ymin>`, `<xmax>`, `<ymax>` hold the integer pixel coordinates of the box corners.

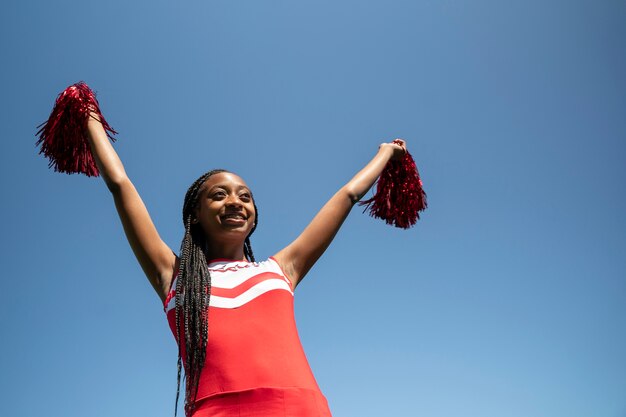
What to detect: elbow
<box><xmin>342</xmin><ymin>185</ymin><xmax>362</xmax><ymax>205</ymax></box>
<box><xmin>98</xmin><ymin>161</ymin><xmax>130</xmax><ymax>194</ymax></box>
<box><xmin>104</xmin><ymin>173</ymin><xmax>130</xmax><ymax>195</ymax></box>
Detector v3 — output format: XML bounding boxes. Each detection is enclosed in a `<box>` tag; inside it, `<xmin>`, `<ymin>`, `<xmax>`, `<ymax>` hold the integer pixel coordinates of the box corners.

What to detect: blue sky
<box><xmin>1</xmin><ymin>1</ymin><xmax>625</xmax><ymax>416</ymax></box>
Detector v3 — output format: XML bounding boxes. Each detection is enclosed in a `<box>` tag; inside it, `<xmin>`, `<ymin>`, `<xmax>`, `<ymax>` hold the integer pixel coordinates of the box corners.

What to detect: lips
<box><xmin>221</xmin><ymin>213</ymin><xmax>247</xmax><ymax>220</ymax></box>
<box><xmin>220</xmin><ymin>212</ymin><xmax>248</xmax><ymax>225</ymax></box>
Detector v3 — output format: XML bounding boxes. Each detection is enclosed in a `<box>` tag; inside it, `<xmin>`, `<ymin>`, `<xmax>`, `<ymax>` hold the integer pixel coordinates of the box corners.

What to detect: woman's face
<box><xmin>194</xmin><ymin>172</ymin><xmax>256</xmax><ymax>244</ymax></box>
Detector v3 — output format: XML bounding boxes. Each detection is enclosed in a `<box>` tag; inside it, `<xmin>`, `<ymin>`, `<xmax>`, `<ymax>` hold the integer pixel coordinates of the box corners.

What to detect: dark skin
<box><xmin>86</xmin><ymin>113</ymin><xmax>408</xmax><ymax>297</ymax></box>
<box><xmin>192</xmin><ymin>172</ymin><xmax>256</xmax><ymax>261</ymax></box>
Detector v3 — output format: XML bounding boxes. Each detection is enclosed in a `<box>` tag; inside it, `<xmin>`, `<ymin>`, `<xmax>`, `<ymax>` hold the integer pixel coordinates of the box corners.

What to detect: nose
<box><xmin>225</xmin><ymin>193</ymin><xmax>243</xmax><ymax>208</ymax></box>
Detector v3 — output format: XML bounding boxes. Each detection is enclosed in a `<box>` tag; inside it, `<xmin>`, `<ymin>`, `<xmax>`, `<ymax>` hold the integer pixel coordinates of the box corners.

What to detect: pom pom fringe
<box><xmin>36</xmin><ymin>82</ymin><xmax>116</xmax><ymax>177</ymax></box>
<box><xmin>359</xmin><ymin>151</ymin><xmax>427</xmax><ymax>229</ymax></box>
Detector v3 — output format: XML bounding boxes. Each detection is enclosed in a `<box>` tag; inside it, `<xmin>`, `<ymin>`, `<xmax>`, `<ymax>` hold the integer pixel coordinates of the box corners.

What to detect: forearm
<box><xmin>86</xmin><ymin>113</ymin><xmax>128</xmax><ymax>191</ymax></box>
<box><xmin>86</xmin><ymin>113</ymin><xmax>175</xmax><ymax>296</ymax></box>
<box><xmin>344</xmin><ymin>145</ymin><xmax>395</xmax><ymax>203</ymax></box>
<box><xmin>274</xmin><ymin>142</ymin><xmax>402</xmax><ymax>285</ymax></box>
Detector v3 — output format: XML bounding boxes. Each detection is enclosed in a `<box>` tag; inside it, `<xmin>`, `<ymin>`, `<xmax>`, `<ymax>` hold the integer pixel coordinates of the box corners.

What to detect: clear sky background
<box><xmin>1</xmin><ymin>1</ymin><xmax>625</xmax><ymax>416</ymax></box>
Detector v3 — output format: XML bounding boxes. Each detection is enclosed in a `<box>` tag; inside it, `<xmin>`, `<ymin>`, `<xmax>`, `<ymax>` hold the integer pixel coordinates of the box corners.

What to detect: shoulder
<box><xmin>268</xmin><ymin>254</ymin><xmax>296</xmax><ymax>290</ymax></box>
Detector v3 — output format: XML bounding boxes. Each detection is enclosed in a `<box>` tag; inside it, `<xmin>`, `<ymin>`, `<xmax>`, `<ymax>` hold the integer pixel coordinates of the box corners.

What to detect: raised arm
<box><xmin>87</xmin><ymin>114</ymin><xmax>177</xmax><ymax>301</ymax></box>
<box><xmin>273</xmin><ymin>140</ymin><xmax>408</xmax><ymax>289</ymax></box>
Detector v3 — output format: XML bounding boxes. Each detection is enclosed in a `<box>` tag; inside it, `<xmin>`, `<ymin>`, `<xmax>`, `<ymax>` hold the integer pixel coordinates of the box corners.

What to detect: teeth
<box><xmin>223</xmin><ymin>214</ymin><xmax>245</xmax><ymax>220</ymax></box>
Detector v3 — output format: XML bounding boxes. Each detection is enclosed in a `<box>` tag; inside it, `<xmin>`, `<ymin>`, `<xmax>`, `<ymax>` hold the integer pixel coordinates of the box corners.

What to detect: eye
<box><xmin>239</xmin><ymin>192</ymin><xmax>252</xmax><ymax>202</ymax></box>
<box><xmin>211</xmin><ymin>190</ymin><xmax>227</xmax><ymax>199</ymax></box>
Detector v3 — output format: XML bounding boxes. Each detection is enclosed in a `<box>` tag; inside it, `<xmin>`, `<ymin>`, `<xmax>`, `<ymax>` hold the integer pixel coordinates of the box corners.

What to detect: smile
<box><xmin>221</xmin><ymin>213</ymin><xmax>247</xmax><ymax>223</ymax></box>
<box><xmin>222</xmin><ymin>213</ymin><xmax>246</xmax><ymax>220</ymax></box>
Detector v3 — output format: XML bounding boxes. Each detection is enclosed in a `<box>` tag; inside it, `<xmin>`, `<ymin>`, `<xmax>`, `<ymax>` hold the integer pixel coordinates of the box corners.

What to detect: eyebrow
<box><xmin>206</xmin><ymin>184</ymin><xmax>251</xmax><ymax>193</ymax></box>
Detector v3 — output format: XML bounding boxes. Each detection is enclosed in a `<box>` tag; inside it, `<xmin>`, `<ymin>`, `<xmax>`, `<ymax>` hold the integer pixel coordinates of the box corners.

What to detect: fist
<box><xmin>380</xmin><ymin>138</ymin><xmax>407</xmax><ymax>160</ymax></box>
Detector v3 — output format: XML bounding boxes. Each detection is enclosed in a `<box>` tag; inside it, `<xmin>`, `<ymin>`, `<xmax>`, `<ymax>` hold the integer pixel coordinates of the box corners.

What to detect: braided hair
<box><xmin>174</xmin><ymin>169</ymin><xmax>258</xmax><ymax>416</ymax></box>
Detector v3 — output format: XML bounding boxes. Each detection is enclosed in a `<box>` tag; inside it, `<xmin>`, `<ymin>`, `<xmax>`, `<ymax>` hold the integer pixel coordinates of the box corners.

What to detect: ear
<box><xmin>191</xmin><ymin>207</ymin><xmax>200</xmax><ymax>224</ymax></box>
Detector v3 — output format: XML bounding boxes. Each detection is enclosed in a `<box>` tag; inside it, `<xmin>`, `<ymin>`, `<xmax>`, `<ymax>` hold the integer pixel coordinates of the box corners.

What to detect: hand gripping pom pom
<box><xmin>359</xmin><ymin>151</ymin><xmax>427</xmax><ymax>229</ymax></box>
<box><xmin>36</xmin><ymin>82</ymin><xmax>117</xmax><ymax>177</ymax></box>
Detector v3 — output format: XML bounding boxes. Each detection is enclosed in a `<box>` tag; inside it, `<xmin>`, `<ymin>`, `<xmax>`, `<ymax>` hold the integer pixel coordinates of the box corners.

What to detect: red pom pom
<box><xmin>36</xmin><ymin>82</ymin><xmax>116</xmax><ymax>177</ymax></box>
<box><xmin>359</xmin><ymin>151</ymin><xmax>427</xmax><ymax>229</ymax></box>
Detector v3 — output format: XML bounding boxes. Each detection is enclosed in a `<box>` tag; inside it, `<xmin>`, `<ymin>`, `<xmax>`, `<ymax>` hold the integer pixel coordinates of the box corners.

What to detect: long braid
<box><xmin>173</xmin><ymin>216</ymin><xmax>192</xmax><ymax>417</ymax></box>
<box><xmin>244</xmin><ymin>202</ymin><xmax>259</xmax><ymax>262</ymax></box>
<box><xmin>173</xmin><ymin>169</ymin><xmax>257</xmax><ymax>417</ymax></box>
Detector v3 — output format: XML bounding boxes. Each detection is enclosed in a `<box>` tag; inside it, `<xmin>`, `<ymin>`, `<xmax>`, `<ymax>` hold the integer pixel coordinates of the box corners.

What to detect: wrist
<box><xmin>378</xmin><ymin>143</ymin><xmax>395</xmax><ymax>156</ymax></box>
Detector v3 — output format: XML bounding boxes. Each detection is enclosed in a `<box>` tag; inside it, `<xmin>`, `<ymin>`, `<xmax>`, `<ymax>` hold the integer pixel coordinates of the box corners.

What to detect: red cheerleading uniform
<box><xmin>164</xmin><ymin>257</ymin><xmax>332</xmax><ymax>417</ymax></box>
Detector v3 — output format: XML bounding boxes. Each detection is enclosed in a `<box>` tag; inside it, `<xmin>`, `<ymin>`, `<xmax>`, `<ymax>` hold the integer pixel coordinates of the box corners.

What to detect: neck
<box><xmin>205</xmin><ymin>239</ymin><xmax>247</xmax><ymax>262</ymax></box>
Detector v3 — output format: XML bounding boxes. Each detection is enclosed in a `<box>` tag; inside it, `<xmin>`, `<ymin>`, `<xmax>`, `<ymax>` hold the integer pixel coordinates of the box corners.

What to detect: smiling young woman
<box><xmin>193</xmin><ymin>172</ymin><xmax>257</xmax><ymax>253</ymax></box>
<box><xmin>39</xmin><ymin>83</ymin><xmax>423</xmax><ymax>417</ymax></box>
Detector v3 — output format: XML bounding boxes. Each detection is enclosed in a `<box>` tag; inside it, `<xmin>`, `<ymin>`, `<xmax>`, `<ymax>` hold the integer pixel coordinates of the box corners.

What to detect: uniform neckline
<box><xmin>207</xmin><ymin>258</ymin><xmax>251</xmax><ymax>266</ymax></box>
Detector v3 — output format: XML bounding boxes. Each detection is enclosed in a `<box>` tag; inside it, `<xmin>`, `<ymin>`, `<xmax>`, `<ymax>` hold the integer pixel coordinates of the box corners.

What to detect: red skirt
<box><xmin>192</xmin><ymin>387</ymin><xmax>332</xmax><ymax>417</ymax></box>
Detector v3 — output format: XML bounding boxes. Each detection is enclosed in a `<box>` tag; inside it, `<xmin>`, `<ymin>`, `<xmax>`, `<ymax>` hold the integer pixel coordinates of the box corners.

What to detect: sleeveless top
<box><xmin>163</xmin><ymin>257</ymin><xmax>330</xmax><ymax>413</ymax></box>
